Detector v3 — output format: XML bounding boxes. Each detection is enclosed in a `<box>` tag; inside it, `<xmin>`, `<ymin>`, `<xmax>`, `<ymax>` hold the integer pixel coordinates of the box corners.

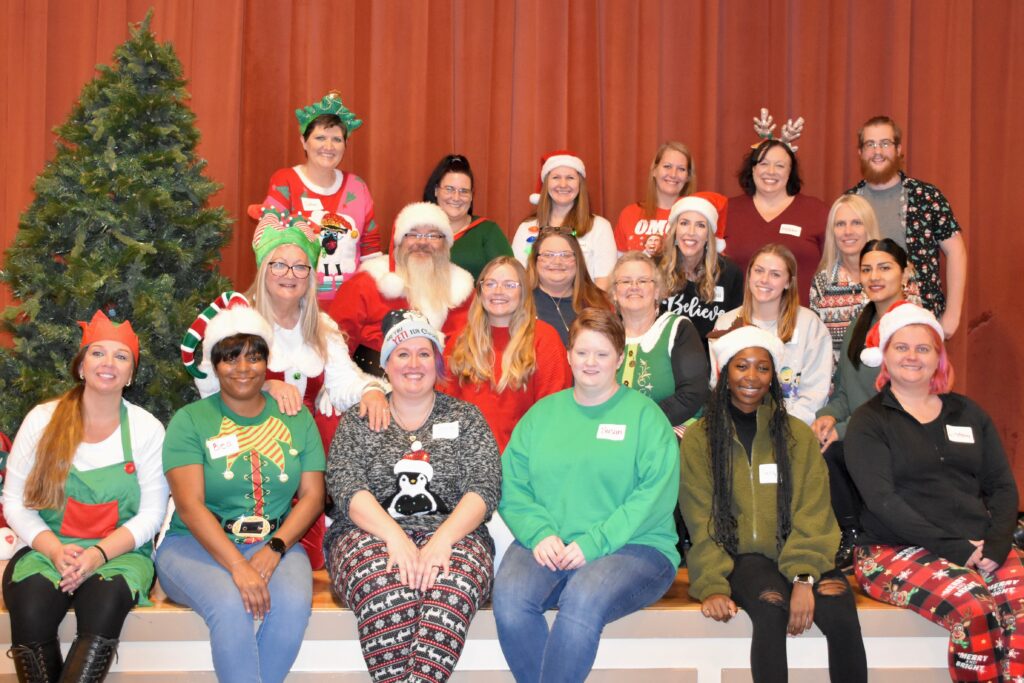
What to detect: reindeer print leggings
<box><xmin>856</xmin><ymin>545</ymin><xmax>1024</xmax><ymax>682</ymax></box>
<box><xmin>327</xmin><ymin>527</ymin><xmax>494</xmax><ymax>683</ymax></box>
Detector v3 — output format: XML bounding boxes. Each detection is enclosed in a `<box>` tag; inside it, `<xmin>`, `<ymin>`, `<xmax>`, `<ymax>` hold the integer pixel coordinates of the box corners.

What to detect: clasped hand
<box><xmin>51</xmin><ymin>544</ymin><xmax>103</xmax><ymax>593</ymax></box>
<box><xmin>532</xmin><ymin>535</ymin><xmax>586</xmax><ymax>571</ymax></box>
<box><xmin>385</xmin><ymin>534</ymin><xmax>453</xmax><ymax>591</ymax></box>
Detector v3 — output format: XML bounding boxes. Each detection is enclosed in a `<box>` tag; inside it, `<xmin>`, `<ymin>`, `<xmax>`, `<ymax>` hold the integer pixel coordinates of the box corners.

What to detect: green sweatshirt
<box><xmin>500</xmin><ymin>387</ymin><xmax>680</xmax><ymax>567</ymax></box>
<box><xmin>815</xmin><ymin>307</ymin><xmax>881</xmax><ymax>438</ymax></box>
<box><xmin>679</xmin><ymin>402</ymin><xmax>839</xmax><ymax>601</ymax></box>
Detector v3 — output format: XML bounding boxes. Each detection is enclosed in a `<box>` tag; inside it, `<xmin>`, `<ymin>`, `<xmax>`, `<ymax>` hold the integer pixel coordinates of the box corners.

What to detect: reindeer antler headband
<box><xmin>752</xmin><ymin>107</ymin><xmax>805</xmax><ymax>152</ymax></box>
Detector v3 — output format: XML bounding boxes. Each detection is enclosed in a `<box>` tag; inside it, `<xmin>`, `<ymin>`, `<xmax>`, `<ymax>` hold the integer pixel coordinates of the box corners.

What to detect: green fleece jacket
<box><xmin>679</xmin><ymin>402</ymin><xmax>839</xmax><ymax>601</ymax></box>
<box><xmin>815</xmin><ymin>307</ymin><xmax>881</xmax><ymax>438</ymax></box>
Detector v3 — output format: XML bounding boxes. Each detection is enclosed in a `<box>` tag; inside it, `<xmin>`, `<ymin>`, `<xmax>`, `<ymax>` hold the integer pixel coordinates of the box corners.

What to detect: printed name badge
<box><xmin>946</xmin><ymin>425</ymin><xmax>975</xmax><ymax>444</ymax></box>
<box><xmin>300</xmin><ymin>196</ymin><xmax>324</xmax><ymax>212</ymax></box>
<box><xmin>759</xmin><ymin>463</ymin><xmax>778</xmax><ymax>484</ymax></box>
<box><xmin>206</xmin><ymin>434</ymin><xmax>240</xmax><ymax>460</ymax></box>
<box><xmin>779</xmin><ymin>223</ymin><xmax>802</xmax><ymax>237</ymax></box>
<box><xmin>597</xmin><ymin>424</ymin><xmax>626</xmax><ymax>441</ymax></box>
<box><xmin>432</xmin><ymin>422</ymin><xmax>460</xmax><ymax>439</ymax></box>
<box><xmin>714</xmin><ymin>286</ymin><xmax>725</xmax><ymax>302</ymax></box>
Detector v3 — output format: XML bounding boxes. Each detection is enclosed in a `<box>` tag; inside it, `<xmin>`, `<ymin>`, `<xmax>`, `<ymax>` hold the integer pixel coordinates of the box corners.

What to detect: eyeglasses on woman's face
<box><xmin>268</xmin><ymin>261</ymin><xmax>312</xmax><ymax>279</ymax></box>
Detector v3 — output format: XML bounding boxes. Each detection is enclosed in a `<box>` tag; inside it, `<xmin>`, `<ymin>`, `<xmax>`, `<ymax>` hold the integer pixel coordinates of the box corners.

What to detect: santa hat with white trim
<box><xmin>386</xmin><ymin>202</ymin><xmax>454</xmax><ymax>275</ymax></box>
<box><xmin>529</xmin><ymin>150</ymin><xmax>586</xmax><ymax>205</ymax></box>
<box><xmin>394</xmin><ymin>449</ymin><xmax>433</xmax><ymax>478</ymax></box>
<box><xmin>180</xmin><ymin>292</ymin><xmax>273</xmax><ymax>379</ymax></box>
<box><xmin>859</xmin><ymin>301</ymin><xmax>944</xmax><ymax>368</ymax></box>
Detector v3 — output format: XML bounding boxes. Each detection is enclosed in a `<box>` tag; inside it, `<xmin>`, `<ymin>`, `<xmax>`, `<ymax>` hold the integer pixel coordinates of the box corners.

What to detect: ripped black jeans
<box><xmin>727</xmin><ymin>553</ymin><xmax>867</xmax><ymax>683</ymax></box>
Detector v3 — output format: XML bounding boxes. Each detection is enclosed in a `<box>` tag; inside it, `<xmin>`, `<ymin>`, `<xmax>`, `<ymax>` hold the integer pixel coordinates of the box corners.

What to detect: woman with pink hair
<box><xmin>846</xmin><ymin>303</ymin><xmax>1023</xmax><ymax>682</ymax></box>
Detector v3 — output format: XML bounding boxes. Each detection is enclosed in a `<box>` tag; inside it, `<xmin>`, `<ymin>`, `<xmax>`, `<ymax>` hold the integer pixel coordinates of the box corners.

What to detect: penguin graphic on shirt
<box><xmin>386</xmin><ymin>446</ymin><xmax>449</xmax><ymax>518</ymax></box>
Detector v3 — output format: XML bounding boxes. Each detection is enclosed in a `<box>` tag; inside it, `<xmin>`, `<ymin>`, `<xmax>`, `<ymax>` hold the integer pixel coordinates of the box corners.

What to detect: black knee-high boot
<box><xmin>57</xmin><ymin>635</ymin><xmax>117</xmax><ymax>683</ymax></box>
<box><xmin>7</xmin><ymin>639</ymin><xmax>63</xmax><ymax>683</ymax></box>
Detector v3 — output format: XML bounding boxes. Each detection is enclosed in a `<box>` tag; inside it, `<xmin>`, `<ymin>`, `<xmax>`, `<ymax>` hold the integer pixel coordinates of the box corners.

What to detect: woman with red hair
<box><xmin>846</xmin><ymin>303</ymin><xmax>1023</xmax><ymax>682</ymax></box>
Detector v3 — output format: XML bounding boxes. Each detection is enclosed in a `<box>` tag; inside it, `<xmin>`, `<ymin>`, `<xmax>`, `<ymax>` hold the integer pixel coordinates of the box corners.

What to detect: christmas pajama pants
<box><xmin>327</xmin><ymin>527</ymin><xmax>493</xmax><ymax>683</ymax></box>
<box><xmin>855</xmin><ymin>545</ymin><xmax>1024</xmax><ymax>682</ymax></box>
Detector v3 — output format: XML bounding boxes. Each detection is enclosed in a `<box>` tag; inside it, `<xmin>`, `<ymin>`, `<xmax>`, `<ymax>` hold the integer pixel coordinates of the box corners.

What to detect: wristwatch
<box><xmin>267</xmin><ymin>537</ymin><xmax>287</xmax><ymax>556</ymax></box>
<box><xmin>793</xmin><ymin>573</ymin><xmax>815</xmax><ymax>586</ymax></box>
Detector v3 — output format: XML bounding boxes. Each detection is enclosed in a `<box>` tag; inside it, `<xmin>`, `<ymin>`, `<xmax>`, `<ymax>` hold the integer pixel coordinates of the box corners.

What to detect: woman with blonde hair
<box><xmin>613</xmin><ymin>141</ymin><xmax>695</xmax><ymax>255</ymax></box>
<box><xmin>810</xmin><ymin>195</ymin><xmax>919</xmax><ymax>363</ymax></box>
<box><xmin>444</xmin><ymin>256</ymin><xmax>571</xmax><ymax>452</ymax></box>
<box><xmin>3</xmin><ymin>312</ymin><xmax>168</xmax><ymax>682</ymax></box>
<box><xmin>713</xmin><ymin>243</ymin><xmax>832</xmax><ymax>425</ymax></box>
<box><xmin>524</xmin><ymin>229</ymin><xmax>610</xmax><ymax>347</ymax></box>
<box><xmin>659</xmin><ymin>194</ymin><xmax>744</xmax><ymax>346</ymax></box>
<box><xmin>511</xmin><ymin>150</ymin><xmax>617</xmax><ymax>289</ymax></box>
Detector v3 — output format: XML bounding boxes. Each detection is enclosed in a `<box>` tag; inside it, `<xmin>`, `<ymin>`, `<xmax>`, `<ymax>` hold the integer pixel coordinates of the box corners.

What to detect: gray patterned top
<box><xmin>324</xmin><ymin>391</ymin><xmax>501</xmax><ymax>549</ymax></box>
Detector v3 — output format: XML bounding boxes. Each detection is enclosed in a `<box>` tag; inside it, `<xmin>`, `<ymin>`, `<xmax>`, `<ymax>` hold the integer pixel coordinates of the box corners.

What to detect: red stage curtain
<box><xmin>2</xmin><ymin>0</ymin><xmax>1022</xmax><ymax>492</ymax></box>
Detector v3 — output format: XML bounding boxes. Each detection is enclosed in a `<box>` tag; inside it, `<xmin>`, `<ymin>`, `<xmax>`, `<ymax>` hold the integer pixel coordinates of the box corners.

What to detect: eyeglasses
<box><xmin>613</xmin><ymin>277</ymin><xmax>655</xmax><ymax>289</ymax></box>
<box><xmin>537</xmin><ymin>251</ymin><xmax>576</xmax><ymax>262</ymax></box>
<box><xmin>404</xmin><ymin>232</ymin><xmax>446</xmax><ymax>242</ymax></box>
<box><xmin>268</xmin><ymin>261</ymin><xmax>312</xmax><ymax>279</ymax></box>
<box><xmin>481</xmin><ymin>280</ymin><xmax>522</xmax><ymax>291</ymax></box>
<box><xmin>439</xmin><ymin>185</ymin><xmax>472</xmax><ymax>198</ymax></box>
<box><xmin>862</xmin><ymin>139</ymin><xmax>896</xmax><ymax>151</ymax></box>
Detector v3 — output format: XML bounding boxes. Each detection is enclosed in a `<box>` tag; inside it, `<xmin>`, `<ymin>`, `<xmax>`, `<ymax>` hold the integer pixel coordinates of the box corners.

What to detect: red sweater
<box><xmin>442</xmin><ymin>321</ymin><xmax>572</xmax><ymax>452</ymax></box>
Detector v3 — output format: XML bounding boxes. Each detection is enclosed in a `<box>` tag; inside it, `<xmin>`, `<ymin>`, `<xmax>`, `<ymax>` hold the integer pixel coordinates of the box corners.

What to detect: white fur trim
<box><xmin>393</xmin><ymin>202</ymin><xmax>453</xmax><ymax>246</ymax></box>
<box><xmin>266</xmin><ymin>321</ymin><xmax>326</xmax><ymax>377</ymax></box>
<box><xmin>541</xmin><ymin>154</ymin><xmax>586</xmax><ymax>181</ymax></box>
<box><xmin>668</xmin><ymin>196</ymin><xmax>718</xmax><ymax>234</ymax></box>
<box><xmin>710</xmin><ymin>325</ymin><xmax>785</xmax><ymax>374</ymax></box>
<box><xmin>360</xmin><ymin>256</ymin><xmax>406</xmax><ymax>299</ymax></box>
<box><xmin>529</xmin><ymin>192</ymin><xmax>541</xmax><ymax>206</ymax></box>
<box><xmin>202</xmin><ymin>307</ymin><xmax>273</xmax><ymax>368</ymax></box>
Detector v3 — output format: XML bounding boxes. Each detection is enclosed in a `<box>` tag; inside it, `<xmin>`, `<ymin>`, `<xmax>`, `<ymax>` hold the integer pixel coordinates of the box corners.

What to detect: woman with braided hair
<box><xmin>680</xmin><ymin>325</ymin><xmax>866</xmax><ymax>683</ymax></box>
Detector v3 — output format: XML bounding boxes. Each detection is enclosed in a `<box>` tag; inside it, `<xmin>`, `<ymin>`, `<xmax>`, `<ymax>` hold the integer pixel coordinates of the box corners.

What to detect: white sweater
<box><xmin>3</xmin><ymin>400</ymin><xmax>169</xmax><ymax>548</ymax></box>
<box><xmin>711</xmin><ymin>307</ymin><xmax>833</xmax><ymax>425</ymax></box>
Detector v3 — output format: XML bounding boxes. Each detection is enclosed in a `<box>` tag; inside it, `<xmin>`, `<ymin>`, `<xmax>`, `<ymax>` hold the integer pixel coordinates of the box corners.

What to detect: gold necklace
<box><xmin>389</xmin><ymin>393</ymin><xmax>436</xmax><ymax>450</ymax></box>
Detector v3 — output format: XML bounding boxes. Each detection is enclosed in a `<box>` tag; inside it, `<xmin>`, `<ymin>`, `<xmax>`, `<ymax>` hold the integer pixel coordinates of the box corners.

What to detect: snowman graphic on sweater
<box><xmin>386</xmin><ymin>445</ymin><xmax>449</xmax><ymax>518</ymax></box>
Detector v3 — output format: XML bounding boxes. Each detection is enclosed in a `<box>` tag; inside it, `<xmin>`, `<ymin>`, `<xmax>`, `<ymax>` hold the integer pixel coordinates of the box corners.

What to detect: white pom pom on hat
<box><xmin>859</xmin><ymin>301</ymin><xmax>944</xmax><ymax>367</ymax></box>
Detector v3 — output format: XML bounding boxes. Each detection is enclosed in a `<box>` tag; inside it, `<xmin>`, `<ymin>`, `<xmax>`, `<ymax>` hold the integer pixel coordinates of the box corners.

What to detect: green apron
<box><xmin>12</xmin><ymin>403</ymin><xmax>155</xmax><ymax>605</ymax></box>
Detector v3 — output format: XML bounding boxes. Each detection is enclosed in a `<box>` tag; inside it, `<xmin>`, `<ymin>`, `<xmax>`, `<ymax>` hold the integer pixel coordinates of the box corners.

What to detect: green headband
<box><xmin>295</xmin><ymin>91</ymin><xmax>363</xmax><ymax>136</ymax></box>
<box><xmin>252</xmin><ymin>207</ymin><xmax>322</xmax><ymax>269</ymax></box>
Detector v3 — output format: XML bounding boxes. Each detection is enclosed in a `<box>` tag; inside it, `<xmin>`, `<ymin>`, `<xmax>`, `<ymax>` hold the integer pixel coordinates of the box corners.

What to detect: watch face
<box><xmin>268</xmin><ymin>537</ymin><xmax>287</xmax><ymax>554</ymax></box>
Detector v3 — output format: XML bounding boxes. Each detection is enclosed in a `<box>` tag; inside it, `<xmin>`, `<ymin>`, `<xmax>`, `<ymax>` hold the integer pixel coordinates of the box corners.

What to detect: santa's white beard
<box><xmin>396</xmin><ymin>248</ymin><xmax>453</xmax><ymax>329</ymax></box>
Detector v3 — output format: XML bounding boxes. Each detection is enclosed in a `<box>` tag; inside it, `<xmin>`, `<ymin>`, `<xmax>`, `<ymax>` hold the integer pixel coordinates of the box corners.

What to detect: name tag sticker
<box><xmin>946</xmin><ymin>425</ymin><xmax>975</xmax><ymax>444</ymax></box>
<box><xmin>759</xmin><ymin>463</ymin><xmax>778</xmax><ymax>484</ymax></box>
<box><xmin>300</xmin><ymin>196</ymin><xmax>324</xmax><ymax>212</ymax></box>
<box><xmin>432</xmin><ymin>422</ymin><xmax>460</xmax><ymax>439</ymax></box>
<box><xmin>779</xmin><ymin>223</ymin><xmax>802</xmax><ymax>237</ymax></box>
<box><xmin>597</xmin><ymin>424</ymin><xmax>626</xmax><ymax>441</ymax></box>
<box><xmin>714</xmin><ymin>286</ymin><xmax>725</xmax><ymax>302</ymax></box>
<box><xmin>206</xmin><ymin>434</ymin><xmax>240</xmax><ymax>460</ymax></box>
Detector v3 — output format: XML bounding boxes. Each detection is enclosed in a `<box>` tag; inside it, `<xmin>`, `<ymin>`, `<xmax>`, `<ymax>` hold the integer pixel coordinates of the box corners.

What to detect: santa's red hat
<box><xmin>860</xmin><ymin>301</ymin><xmax>944</xmax><ymax>367</ymax></box>
<box><xmin>394</xmin><ymin>449</ymin><xmax>433</xmax><ymax>477</ymax></box>
<box><xmin>529</xmin><ymin>150</ymin><xmax>586</xmax><ymax>205</ymax></box>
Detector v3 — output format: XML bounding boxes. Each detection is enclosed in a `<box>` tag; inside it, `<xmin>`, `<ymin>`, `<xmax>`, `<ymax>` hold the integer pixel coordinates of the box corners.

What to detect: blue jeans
<box><xmin>155</xmin><ymin>534</ymin><xmax>313</xmax><ymax>683</ymax></box>
<box><xmin>493</xmin><ymin>541</ymin><xmax>676</xmax><ymax>683</ymax></box>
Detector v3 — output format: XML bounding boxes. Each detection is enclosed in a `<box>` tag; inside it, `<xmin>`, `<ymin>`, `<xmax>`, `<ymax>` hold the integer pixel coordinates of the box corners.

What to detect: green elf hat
<box><xmin>252</xmin><ymin>207</ymin><xmax>322</xmax><ymax>269</ymax></box>
<box><xmin>295</xmin><ymin>90</ymin><xmax>364</xmax><ymax>137</ymax></box>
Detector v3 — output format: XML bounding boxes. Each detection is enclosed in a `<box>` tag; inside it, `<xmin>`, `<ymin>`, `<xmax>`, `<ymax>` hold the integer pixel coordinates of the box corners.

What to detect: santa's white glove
<box><xmin>316</xmin><ymin>386</ymin><xmax>337</xmax><ymax>418</ymax></box>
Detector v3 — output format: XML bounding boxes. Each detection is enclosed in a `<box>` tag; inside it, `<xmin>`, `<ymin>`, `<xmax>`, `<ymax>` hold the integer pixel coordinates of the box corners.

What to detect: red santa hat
<box><xmin>529</xmin><ymin>150</ymin><xmax>587</xmax><ymax>205</ymax></box>
<box><xmin>394</xmin><ymin>449</ymin><xmax>433</xmax><ymax>478</ymax></box>
<box><xmin>860</xmin><ymin>301</ymin><xmax>944</xmax><ymax>367</ymax></box>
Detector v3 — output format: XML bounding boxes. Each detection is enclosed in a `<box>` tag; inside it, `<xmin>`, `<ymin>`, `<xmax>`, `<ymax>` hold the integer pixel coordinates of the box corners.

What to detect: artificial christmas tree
<box><xmin>0</xmin><ymin>12</ymin><xmax>232</xmax><ymax>432</ymax></box>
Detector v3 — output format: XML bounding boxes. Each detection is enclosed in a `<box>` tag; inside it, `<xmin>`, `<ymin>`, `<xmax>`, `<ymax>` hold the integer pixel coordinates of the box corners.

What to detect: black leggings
<box><xmin>2</xmin><ymin>546</ymin><xmax>136</xmax><ymax>644</ymax></box>
<box><xmin>823</xmin><ymin>441</ymin><xmax>862</xmax><ymax>530</ymax></box>
<box><xmin>727</xmin><ymin>553</ymin><xmax>867</xmax><ymax>683</ymax></box>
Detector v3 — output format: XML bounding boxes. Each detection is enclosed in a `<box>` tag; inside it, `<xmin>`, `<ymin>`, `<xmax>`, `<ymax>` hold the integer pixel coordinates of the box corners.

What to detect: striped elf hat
<box><xmin>181</xmin><ymin>292</ymin><xmax>259</xmax><ymax>379</ymax></box>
